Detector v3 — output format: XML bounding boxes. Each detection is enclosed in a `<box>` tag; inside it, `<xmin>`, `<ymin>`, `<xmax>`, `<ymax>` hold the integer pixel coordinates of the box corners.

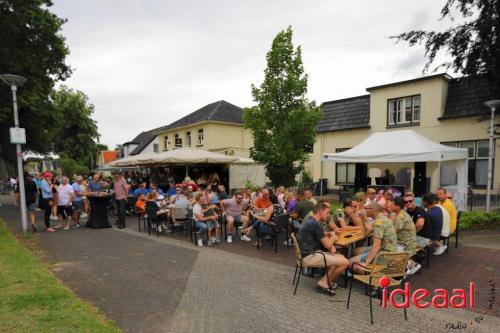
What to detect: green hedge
<box><xmin>459</xmin><ymin>211</ymin><xmax>500</xmax><ymax>231</ymax></box>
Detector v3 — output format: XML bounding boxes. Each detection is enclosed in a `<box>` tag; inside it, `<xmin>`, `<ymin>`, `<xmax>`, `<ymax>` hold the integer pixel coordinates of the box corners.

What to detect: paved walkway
<box><xmin>0</xmin><ymin>196</ymin><xmax>498</xmax><ymax>333</ymax></box>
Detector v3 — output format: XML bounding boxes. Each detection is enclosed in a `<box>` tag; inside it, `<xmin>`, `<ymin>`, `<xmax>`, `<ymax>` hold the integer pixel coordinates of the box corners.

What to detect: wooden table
<box><xmin>335</xmin><ymin>230</ymin><xmax>368</xmax><ymax>247</ymax></box>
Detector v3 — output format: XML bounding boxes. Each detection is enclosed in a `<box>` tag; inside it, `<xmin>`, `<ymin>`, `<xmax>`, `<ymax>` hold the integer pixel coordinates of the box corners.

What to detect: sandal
<box><xmin>254</xmin><ymin>240</ymin><xmax>263</xmax><ymax>248</ymax></box>
<box><xmin>315</xmin><ymin>285</ymin><xmax>336</xmax><ymax>295</ymax></box>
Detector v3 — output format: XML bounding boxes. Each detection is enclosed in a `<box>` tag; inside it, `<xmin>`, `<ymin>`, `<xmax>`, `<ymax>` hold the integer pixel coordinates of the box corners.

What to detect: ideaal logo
<box><xmin>378</xmin><ymin>276</ymin><xmax>475</xmax><ymax>309</ymax></box>
<box><xmin>377</xmin><ymin>277</ymin><xmax>496</xmax><ymax>330</ymax></box>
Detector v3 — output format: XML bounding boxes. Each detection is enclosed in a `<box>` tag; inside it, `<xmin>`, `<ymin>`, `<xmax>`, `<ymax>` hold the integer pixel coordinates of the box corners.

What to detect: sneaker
<box><xmin>240</xmin><ymin>234</ymin><xmax>251</xmax><ymax>242</ymax></box>
<box><xmin>73</xmin><ymin>223</ymin><xmax>82</xmax><ymax>229</ymax></box>
<box><xmin>210</xmin><ymin>236</ymin><xmax>217</xmax><ymax>243</ymax></box>
<box><xmin>433</xmin><ymin>245</ymin><xmax>447</xmax><ymax>256</ymax></box>
<box><xmin>197</xmin><ymin>239</ymin><xmax>203</xmax><ymax>247</ymax></box>
<box><xmin>227</xmin><ymin>235</ymin><xmax>233</xmax><ymax>243</ymax></box>
<box><xmin>283</xmin><ymin>239</ymin><xmax>292</xmax><ymax>246</ymax></box>
<box><xmin>81</xmin><ymin>213</ymin><xmax>88</xmax><ymax>219</ymax></box>
<box><xmin>408</xmin><ymin>263</ymin><xmax>422</xmax><ymax>275</ymax></box>
<box><xmin>214</xmin><ymin>238</ymin><xmax>221</xmax><ymax>244</ymax></box>
<box><xmin>238</xmin><ymin>226</ymin><xmax>244</xmax><ymax>230</ymax></box>
<box><xmin>207</xmin><ymin>240</ymin><xmax>213</xmax><ymax>246</ymax></box>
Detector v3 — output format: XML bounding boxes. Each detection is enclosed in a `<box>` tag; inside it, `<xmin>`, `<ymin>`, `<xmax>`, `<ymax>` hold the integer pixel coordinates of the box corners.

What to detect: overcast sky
<box><xmin>51</xmin><ymin>0</ymin><xmax>456</xmax><ymax>149</ymax></box>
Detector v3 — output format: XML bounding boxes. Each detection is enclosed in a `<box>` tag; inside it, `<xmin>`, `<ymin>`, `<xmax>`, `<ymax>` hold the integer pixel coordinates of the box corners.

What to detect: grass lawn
<box><xmin>0</xmin><ymin>219</ymin><xmax>121</xmax><ymax>333</ymax></box>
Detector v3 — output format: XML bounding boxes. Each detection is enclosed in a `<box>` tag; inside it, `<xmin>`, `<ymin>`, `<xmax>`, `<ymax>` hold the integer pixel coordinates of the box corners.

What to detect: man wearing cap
<box><xmin>113</xmin><ymin>172</ymin><xmax>130</xmax><ymax>229</ymax></box>
<box><xmin>40</xmin><ymin>172</ymin><xmax>56</xmax><ymax>232</ymax></box>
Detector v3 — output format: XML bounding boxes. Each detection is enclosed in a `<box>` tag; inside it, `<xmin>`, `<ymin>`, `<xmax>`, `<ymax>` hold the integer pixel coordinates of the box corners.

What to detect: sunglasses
<box><xmin>404</xmin><ymin>200</ymin><xmax>413</xmax><ymax>203</ymax></box>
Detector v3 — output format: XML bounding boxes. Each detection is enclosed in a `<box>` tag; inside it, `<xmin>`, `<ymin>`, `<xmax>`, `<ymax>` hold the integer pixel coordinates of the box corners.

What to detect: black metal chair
<box><xmin>170</xmin><ymin>207</ymin><xmax>189</xmax><ymax>234</ymax></box>
<box><xmin>145</xmin><ymin>201</ymin><xmax>160</xmax><ymax>237</ymax></box>
<box><xmin>126</xmin><ymin>197</ymin><xmax>137</xmax><ymax>216</ymax></box>
<box><xmin>134</xmin><ymin>207</ymin><xmax>146</xmax><ymax>232</ymax></box>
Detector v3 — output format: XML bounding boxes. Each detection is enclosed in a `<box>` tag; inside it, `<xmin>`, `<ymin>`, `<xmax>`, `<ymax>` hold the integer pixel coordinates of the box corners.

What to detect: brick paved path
<box><xmin>1</xmin><ymin>196</ymin><xmax>498</xmax><ymax>332</ymax></box>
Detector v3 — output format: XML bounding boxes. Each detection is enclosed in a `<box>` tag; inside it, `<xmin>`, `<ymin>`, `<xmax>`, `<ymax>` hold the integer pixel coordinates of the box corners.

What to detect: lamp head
<box><xmin>0</xmin><ymin>74</ymin><xmax>27</xmax><ymax>87</ymax></box>
<box><xmin>484</xmin><ymin>100</ymin><xmax>500</xmax><ymax>110</ymax></box>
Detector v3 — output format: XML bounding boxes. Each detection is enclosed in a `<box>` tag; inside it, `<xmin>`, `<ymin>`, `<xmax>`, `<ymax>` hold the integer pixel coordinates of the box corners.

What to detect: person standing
<box><xmin>72</xmin><ymin>176</ymin><xmax>84</xmax><ymax>228</ymax></box>
<box><xmin>24</xmin><ymin>173</ymin><xmax>39</xmax><ymax>232</ymax></box>
<box><xmin>40</xmin><ymin>172</ymin><xmax>56</xmax><ymax>232</ymax></box>
<box><xmin>113</xmin><ymin>172</ymin><xmax>130</xmax><ymax>229</ymax></box>
<box><xmin>57</xmin><ymin>176</ymin><xmax>75</xmax><ymax>230</ymax></box>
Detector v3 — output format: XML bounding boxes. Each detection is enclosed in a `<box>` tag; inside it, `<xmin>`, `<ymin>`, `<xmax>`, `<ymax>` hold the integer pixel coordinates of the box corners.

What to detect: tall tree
<box><xmin>51</xmin><ymin>86</ymin><xmax>100</xmax><ymax>164</ymax></box>
<box><xmin>392</xmin><ymin>0</ymin><xmax>500</xmax><ymax>98</ymax></box>
<box><xmin>243</xmin><ymin>27</ymin><xmax>322</xmax><ymax>187</ymax></box>
<box><xmin>0</xmin><ymin>0</ymin><xmax>71</xmax><ymax>165</ymax></box>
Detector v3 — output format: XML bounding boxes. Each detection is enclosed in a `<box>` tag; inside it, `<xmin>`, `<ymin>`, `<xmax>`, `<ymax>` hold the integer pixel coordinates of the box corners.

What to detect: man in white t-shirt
<box><xmin>57</xmin><ymin>176</ymin><xmax>75</xmax><ymax>230</ymax></box>
<box><xmin>436</xmin><ymin>204</ymin><xmax>451</xmax><ymax>238</ymax></box>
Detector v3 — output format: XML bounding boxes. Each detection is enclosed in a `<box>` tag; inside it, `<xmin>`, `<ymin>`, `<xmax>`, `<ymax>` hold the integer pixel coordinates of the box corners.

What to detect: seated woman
<box><xmin>192</xmin><ymin>193</ymin><xmax>219</xmax><ymax>247</ymax></box>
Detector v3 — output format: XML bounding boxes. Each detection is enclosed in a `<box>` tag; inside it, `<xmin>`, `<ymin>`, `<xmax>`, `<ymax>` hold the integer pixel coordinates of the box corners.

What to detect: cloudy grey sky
<box><xmin>51</xmin><ymin>0</ymin><xmax>455</xmax><ymax>149</ymax></box>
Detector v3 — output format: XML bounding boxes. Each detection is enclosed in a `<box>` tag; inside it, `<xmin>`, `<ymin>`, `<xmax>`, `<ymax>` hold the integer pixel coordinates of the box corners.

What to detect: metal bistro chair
<box><xmin>134</xmin><ymin>207</ymin><xmax>147</xmax><ymax>232</ymax></box>
<box><xmin>170</xmin><ymin>207</ymin><xmax>189</xmax><ymax>234</ymax></box>
<box><xmin>347</xmin><ymin>251</ymin><xmax>410</xmax><ymax>325</ymax></box>
<box><xmin>145</xmin><ymin>201</ymin><xmax>160</xmax><ymax>237</ymax></box>
<box><xmin>290</xmin><ymin>233</ymin><xmax>333</xmax><ymax>296</ymax></box>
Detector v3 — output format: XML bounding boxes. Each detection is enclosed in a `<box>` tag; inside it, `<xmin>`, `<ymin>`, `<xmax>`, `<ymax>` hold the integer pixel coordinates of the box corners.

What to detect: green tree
<box><xmin>0</xmin><ymin>0</ymin><xmax>71</xmax><ymax>165</ymax></box>
<box><xmin>51</xmin><ymin>86</ymin><xmax>100</xmax><ymax>164</ymax></box>
<box><xmin>392</xmin><ymin>0</ymin><xmax>500</xmax><ymax>98</ymax></box>
<box><xmin>243</xmin><ymin>27</ymin><xmax>322</xmax><ymax>187</ymax></box>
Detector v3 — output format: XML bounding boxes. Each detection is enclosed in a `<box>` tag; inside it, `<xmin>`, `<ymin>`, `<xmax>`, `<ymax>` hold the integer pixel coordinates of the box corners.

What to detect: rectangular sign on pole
<box><xmin>9</xmin><ymin>127</ymin><xmax>26</xmax><ymax>144</ymax></box>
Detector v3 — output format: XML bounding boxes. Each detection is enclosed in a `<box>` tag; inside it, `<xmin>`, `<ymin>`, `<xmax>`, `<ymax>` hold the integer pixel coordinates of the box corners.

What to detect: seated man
<box><xmin>166</xmin><ymin>182</ymin><xmax>176</xmax><ymax>197</ymax></box>
<box><xmin>350</xmin><ymin>201</ymin><xmax>398</xmax><ymax>271</ymax></box>
<box><xmin>133</xmin><ymin>182</ymin><xmax>149</xmax><ymax>197</ymax></box>
<box><xmin>404</xmin><ymin>194</ymin><xmax>433</xmax><ymax>248</ymax></box>
<box><xmin>304</xmin><ymin>188</ymin><xmax>317</xmax><ymax>205</ymax></box>
<box><xmin>290</xmin><ymin>190</ymin><xmax>314</xmax><ymax>233</ymax></box>
<box><xmin>220</xmin><ymin>191</ymin><xmax>251</xmax><ymax>243</ymax></box>
<box><xmin>422</xmin><ymin>194</ymin><xmax>447</xmax><ymax>255</ymax></box>
<box><xmin>243</xmin><ymin>188</ymin><xmax>274</xmax><ymax>247</ymax></box>
<box><xmin>298</xmin><ymin>202</ymin><xmax>349</xmax><ymax>293</ymax></box>
<box><xmin>390</xmin><ymin>197</ymin><xmax>420</xmax><ymax>275</ymax></box>
<box><xmin>135</xmin><ymin>193</ymin><xmax>147</xmax><ymax>214</ymax></box>
<box><xmin>192</xmin><ymin>193</ymin><xmax>211</xmax><ymax>247</ymax></box>
<box><xmin>333</xmin><ymin>198</ymin><xmax>363</xmax><ymax>232</ymax></box>
<box><xmin>436</xmin><ymin>187</ymin><xmax>457</xmax><ymax>234</ymax></box>
<box><xmin>150</xmin><ymin>184</ymin><xmax>164</xmax><ymax>196</ymax></box>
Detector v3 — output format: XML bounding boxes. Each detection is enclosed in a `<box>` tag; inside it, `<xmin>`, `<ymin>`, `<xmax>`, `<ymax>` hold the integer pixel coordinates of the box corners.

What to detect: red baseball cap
<box><xmin>43</xmin><ymin>172</ymin><xmax>53</xmax><ymax>178</ymax></box>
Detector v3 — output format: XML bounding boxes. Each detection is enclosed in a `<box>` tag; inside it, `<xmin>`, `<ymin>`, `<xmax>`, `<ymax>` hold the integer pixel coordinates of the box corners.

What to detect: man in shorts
<box><xmin>72</xmin><ymin>176</ymin><xmax>84</xmax><ymax>228</ymax></box>
<box><xmin>220</xmin><ymin>191</ymin><xmax>250</xmax><ymax>243</ymax></box>
<box><xmin>57</xmin><ymin>176</ymin><xmax>75</xmax><ymax>230</ymax></box>
<box><xmin>298</xmin><ymin>202</ymin><xmax>349</xmax><ymax>294</ymax></box>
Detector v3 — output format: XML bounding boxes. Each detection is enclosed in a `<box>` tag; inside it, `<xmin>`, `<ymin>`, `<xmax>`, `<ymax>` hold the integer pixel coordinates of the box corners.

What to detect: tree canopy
<box><xmin>243</xmin><ymin>26</ymin><xmax>322</xmax><ymax>187</ymax></box>
<box><xmin>0</xmin><ymin>0</ymin><xmax>72</xmax><ymax>165</ymax></box>
<box><xmin>392</xmin><ymin>0</ymin><xmax>500</xmax><ymax>98</ymax></box>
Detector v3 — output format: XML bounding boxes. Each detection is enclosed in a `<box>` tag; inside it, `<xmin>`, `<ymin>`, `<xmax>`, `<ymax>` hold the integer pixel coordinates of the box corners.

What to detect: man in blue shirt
<box><xmin>422</xmin><ymin>194</ymin><xmax>446</xmax><ymax>256</ymax></box>
<box><xmin>133</xmin><ymin>182</ymin><xmax>150</xmax><ymax>197</ymax></box>
<box><xmin>40</xmin><ymin>172</ymin><xmax>56</xmax><ymax>232</ymax></box>
<box><xmin>166</xmin><ymin>182</ymin><xmax>176</xmax><ymax>197</ymax></box>
<box><xmin>88</xmin><ymin>174</ymin><xmax>103</xmax><ymax>193</ymax></box>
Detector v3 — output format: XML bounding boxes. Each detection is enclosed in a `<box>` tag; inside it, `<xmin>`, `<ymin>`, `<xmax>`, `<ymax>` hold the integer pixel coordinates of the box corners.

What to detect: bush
<box><xmin>299</xmin><ymin>170</ymin><xmax>314</xmax><ymax>189</ymax></box>
<box><xmin>459</xmin><ymin>211</ymin><xmax>500</xmax><ymax>230</ymax></box>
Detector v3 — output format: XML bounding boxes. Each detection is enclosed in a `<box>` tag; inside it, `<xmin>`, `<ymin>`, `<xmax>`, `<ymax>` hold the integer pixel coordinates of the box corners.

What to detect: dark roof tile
<box><xmin>318</xmin><ymin>95</ymin><xmax>370</xmax><ymax>132</ymax></box>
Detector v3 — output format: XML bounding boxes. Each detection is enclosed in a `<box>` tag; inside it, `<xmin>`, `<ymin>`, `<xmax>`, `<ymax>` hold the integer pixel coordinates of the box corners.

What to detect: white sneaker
<box><xmin>210</xmin><ymin>236</ymin><xmax>217</xmax><ymax>243</ymax></box>
<box><xmin>197</xmin><ymin>239</ymin><xmax>203</xmax><ymax>247</ymax></box>
<box><xmin>227</xmin><ymin>235</ymin><xmax>233</xmax><ymax>243</ymax></box>
<box><xmin>408</xmin><ymin>263</ymin><xmax>422</xmax><ymax>275</ymax></box>
<box><xmin>240</xmin><ymin>234</ymin><xmax>251</xmax><ymax>242</ymax></box>
<box><xmin>433</xmin><ymin>245</ymin><xmax>447</xmax><ymax>256</ymax></box>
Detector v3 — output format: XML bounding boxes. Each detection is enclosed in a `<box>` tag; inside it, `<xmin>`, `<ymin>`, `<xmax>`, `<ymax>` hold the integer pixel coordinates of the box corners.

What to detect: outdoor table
<box><xmin>87</xmin><ymin>194</ymin><xmax>112</xmax><ymax>228</ymax></box>
<box><xmin>335</xmin><ymin>230</ymin><xmax>370</xmax><ymax>287</ymax></box>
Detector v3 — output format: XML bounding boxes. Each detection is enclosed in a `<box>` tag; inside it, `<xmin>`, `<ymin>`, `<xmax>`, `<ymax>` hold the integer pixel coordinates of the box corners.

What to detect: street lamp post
<box><xmin>0</xmin><ymin>74</ymin><xmax>28</xmax><ymax>233</ymax></box>
<box><xmin>484</xmin><ymin>99</ymin><xmax>500</xmax><ymax>212</ymax></box>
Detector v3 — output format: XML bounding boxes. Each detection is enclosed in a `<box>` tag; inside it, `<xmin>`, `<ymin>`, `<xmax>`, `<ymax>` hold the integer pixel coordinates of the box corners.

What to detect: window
<box><xmin>198</xmin><ymin>129</ymin><xmax>204</xmax><ymax>145</ymax></box>
<box><xmin>441</xmin><ymin>140</ymin><xmax>492</xmax><ymax>188</ymax></box>
<box><xmin>153</xmin><ymin>143</ymin><xmax>159</xmax><ymax>153</ymax></box>
<box><xmin>335</xmin><ymin>148</ymin><xmax>355</xmax><ymax>184</ymax></box>
<box><xmin>163</xmin><ymin>136</ymin><xmax>168</xmax><ymax>151</ymax></box>
<box><xmin>186</xmin><ymin>131</ymin><xmax>191</xmax><ymax>147</ymax></box>
<box><xmin>387</xmin><ymin>95</ymin><xmax>421</xmax><ymax>126</ymax></box>
<box><xmin>174</xmin><ymin>134</ymin><xmax>182</xmax><ymax>148</ymax></box>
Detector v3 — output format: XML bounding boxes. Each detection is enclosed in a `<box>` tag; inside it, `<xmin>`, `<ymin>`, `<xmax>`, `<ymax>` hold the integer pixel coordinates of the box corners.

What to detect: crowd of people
<box><xmin>296</xmin><ymin>186</ymin><xmax>457</xmax><ymax>294</ymax></box>
<box><xmin>17</xmin><ymin>169</ymin><xmax>458</xmax><ymax>296</ymax></box>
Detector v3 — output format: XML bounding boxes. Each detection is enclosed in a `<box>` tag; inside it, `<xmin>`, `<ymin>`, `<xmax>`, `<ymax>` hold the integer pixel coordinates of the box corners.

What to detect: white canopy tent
<box><xmin>106</xmin><ymin>148</ymin><xmax>266</xmax><ymax>189</ymax></box>
<box><xmin>322</xmin><ymin>130</ymin><xmax>469</xmax><ymax>210</ymax></box>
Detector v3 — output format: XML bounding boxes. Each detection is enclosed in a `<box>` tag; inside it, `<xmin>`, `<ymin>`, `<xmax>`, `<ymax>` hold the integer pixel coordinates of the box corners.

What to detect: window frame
<box><xmin>197</xmin><ymin>129</ymin><xmax>204</xmax><ymax>145</ymax></box>
<box><xmin>186</xmin><ymin>131</ymin><xmax>191</xmax><ymax>147</ymax></box>
<box><xmin>335</xmin><ymin>148</ymin><xmax>356</xmax><ymax>185</ymax></box>
<box><xmin>163</xmin><ymin>136</ymin><xmax>168</xmax><ymax>151</ymax></box>
<box><xmin>174</xmin><ymin>134</ymin><xmax>182</xmax><ymax>148</ymax></box>
<box><xmin>441</xmin><ymin>139</ymin><xmax>494</xmax><ymax>188</ymax></box>
<box><xmin>387</xmin><ymin>94</ymin><xmax>421</xmax><ymax>127</ymax></box>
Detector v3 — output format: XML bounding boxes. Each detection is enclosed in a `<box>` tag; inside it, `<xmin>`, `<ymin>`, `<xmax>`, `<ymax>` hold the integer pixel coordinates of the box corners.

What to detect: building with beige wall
<box><xmin>307</xmin><ymin>74</ymin><xmax>497</xmax><ymax>194</ymax></box>
<box><xmin>156</xmin><ymin>100</ymin><xmax>252</xmax><ymax>158</ymax></box>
